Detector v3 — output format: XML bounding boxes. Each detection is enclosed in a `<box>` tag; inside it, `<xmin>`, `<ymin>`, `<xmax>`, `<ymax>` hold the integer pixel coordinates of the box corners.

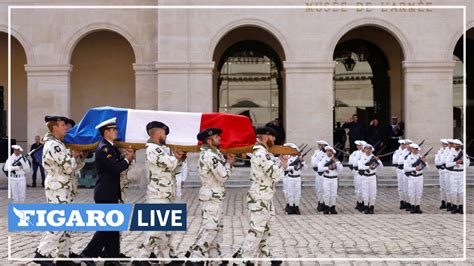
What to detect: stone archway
<box><xmin>0</xmin><ymin>32</ymin><xmax>28</xmax><ymax>154</ymax></box>
<box><xmin>70</xmin><ymin>30</ymin><xmax>136</xmax><ymax>121</ymax></box>
<box><xmin>332</xmin><ymin>25</ymin><xmax>405</xmax><ymax>155</ymax></box>
<box><xmin>212</xmin><ymin>26</ymin><xmax>286</xmax><ymax>139</ymax></box>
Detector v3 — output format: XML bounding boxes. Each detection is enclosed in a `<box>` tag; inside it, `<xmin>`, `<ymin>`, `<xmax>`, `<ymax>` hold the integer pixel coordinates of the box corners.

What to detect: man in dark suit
<box><xmin>81</xmin><ymin>117</ymin><xmax>135</xmax><ymax>266</ymax></box>
<box><xmin>342</xmin><ymin>114</ymin><xmax>366</xmax><ymax>153</ymax></box>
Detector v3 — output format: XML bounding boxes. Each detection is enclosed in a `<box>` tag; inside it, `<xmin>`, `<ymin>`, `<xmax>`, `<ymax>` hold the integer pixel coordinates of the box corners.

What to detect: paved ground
<box><xmin>0</xmin><ymin>185</ymin><xmax>473</xmax><ymax>265</ymax></box>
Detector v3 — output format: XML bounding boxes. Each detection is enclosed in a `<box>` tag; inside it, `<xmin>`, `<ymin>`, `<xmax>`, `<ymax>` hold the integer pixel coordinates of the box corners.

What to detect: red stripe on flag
<box><xmin>199</xmin><ymin>113</ymin><xmax>256</xmax><ymax>149</ymax></box>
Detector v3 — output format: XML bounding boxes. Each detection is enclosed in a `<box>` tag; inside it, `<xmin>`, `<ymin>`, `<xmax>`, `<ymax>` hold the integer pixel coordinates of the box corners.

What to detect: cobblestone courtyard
<box><xmin>0</xmin><ymin>186</ymin><xmax>473</xmax><ymax>265</ymax></box>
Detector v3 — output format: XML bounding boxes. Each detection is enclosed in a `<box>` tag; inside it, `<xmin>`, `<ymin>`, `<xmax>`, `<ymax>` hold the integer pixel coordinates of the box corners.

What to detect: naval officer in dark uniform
<box><xmin>81</xmin><ymin>117</ymin><xmax>135</xmax><ymax>265</ymax></box>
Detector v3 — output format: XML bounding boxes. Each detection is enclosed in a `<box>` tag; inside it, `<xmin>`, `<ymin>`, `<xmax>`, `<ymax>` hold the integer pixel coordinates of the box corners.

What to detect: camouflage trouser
<box><xmin>189</xmin><ymin>199</ymin><xmax>224</xmax><ymax>258</ymax></box>
<box><xmin>136</xmin><ymin>198</ymin><xmax>176</xmax><ymax>262</ymax></box>
<box><xmin>37</xmin><ymin>188</ymin><xmax>72</xmax><ymax>257</ymax></box>
<box><xmin>235</xmin><ymin>199</ymin><xmax>274</xmax><ymax>260</ymax></box>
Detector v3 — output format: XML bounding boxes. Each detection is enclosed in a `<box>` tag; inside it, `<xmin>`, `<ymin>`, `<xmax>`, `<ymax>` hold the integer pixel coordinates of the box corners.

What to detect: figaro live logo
<box><xmin>8</xmin><ymin>203</ymin><xmax>187</xmax><ymax>232</ymax></box>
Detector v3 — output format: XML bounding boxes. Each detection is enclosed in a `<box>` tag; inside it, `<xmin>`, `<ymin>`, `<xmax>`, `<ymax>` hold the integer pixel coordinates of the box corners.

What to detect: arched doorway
<box><xmin>70</xmin><ymin>30</ymin><xmax>136</xmax><ymax>121</ymax></box>
<box><xmin>212</xmin><ymin>26</ymin><xmax>286</xmax><ymax>142</ymax></box>
<box><xmin>0</xmin><ymin>32</ymin><xmax>28</xmax><ymax>153</ymax></box>
<box><xmin>453</xmin><ymin>28</ymin><xmax>474</xmax><ymax>154</ymax></box>
<box><xmin>333</xmin><ymin>26</ymin><xmax>404</xmax><ymax>155</ymax></box>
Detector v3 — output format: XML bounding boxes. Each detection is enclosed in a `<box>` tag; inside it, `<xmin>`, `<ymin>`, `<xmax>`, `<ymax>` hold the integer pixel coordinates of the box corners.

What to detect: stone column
<box><xmin>25</xmin><ymin>64</ymin><xmax>72</xmax><ymax>144</ymax></box>
<box><xmin>156</xmin><ymin>62</ymin><xmax>189</xmax><ymax>111</ymax></box>
<box><xmin>187</xmin><ymin>62</ymin><xmax>214</xmax><ymax>112</ymax></box>
<box><xmin>284</xmin><ymin>61</ymin><xmax>335</xmax><ymax>145</ymax></box>
<box><xmin>133</xmin><ymin>63</ymin><xmax>157</xmax><ymax>110</ymax></box>
<box><xmin>156</xmin><ymin>62</ymin><xmax>214</xmax><ymax>112</ymax></box>
<box><xmin>402</xmin><ymin>61</ymin><xmax>455</xmax><ymax>155</ymax></box>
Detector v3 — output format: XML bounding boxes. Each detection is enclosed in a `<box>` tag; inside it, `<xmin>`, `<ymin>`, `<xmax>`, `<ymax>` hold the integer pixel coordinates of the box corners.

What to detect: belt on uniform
<box><xmin>362</xmin><ymin>173</ymin><xmax>376</xmax><ymax>177</ymax></box>
<box><xmin>397</xmin><ymin>165</ymin><xmax>403</xmax><ymax>170</ymax></box>
<box><xmin>288</xmin><ymin>174</ymin><xmax>301</xmax><ymax>178</ymax></box>
<box><xmin>323</xmin><ymin>175</ymin><xmax>338</xmax><ymax>179</ymax></box>
<box><xmin>448</xmin><ymin>169</ymin><xmax>463</xmax><ymax>172</ymax></box>
<box><xmin>408</xmin><ymin>173</ymin><xmax>423</xmax><ymax>177</ymax></box>
<box><xmin>353</xmin><ymin>167</ymin><xmax>358</xmax><ymax>171</ymax></box>
<box><xmin>10</xmin><ymin>175</ymin><xmax>22</xmax><ymax>178</ymax></box>
<box><xmin>393</xmin><ymin>164</ymin><xmax>399</xmax><ymax>168</ymax></box>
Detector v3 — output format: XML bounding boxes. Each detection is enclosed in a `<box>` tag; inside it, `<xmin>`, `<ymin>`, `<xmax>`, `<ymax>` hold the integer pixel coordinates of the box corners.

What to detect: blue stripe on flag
<box><xmin>64</xmin><ymin>106</ymin><xmax>129</xmax><ymax>145</ymax></box>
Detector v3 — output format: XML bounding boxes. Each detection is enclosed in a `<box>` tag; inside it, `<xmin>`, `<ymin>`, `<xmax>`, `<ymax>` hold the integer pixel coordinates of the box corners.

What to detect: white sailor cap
<box><xmin>354</xmin><ymin>140</ymin><xmax>362</xmax><ymax>145</ymax></box>
<box><xmin>11</xmin><ymin>145</ymin><xmax>23</xmax><ymax>152</ymax></box>
<box><xmin>316</xmin><ymin>140</ymin><xmax>329</xmax><ymax>146</ymax></box>
<box><xmin>95</xmin><ymin>117</ymin><xmax>117</xmax><ymax>130</ymax></box>
<box><xmin>284</xmin><ymin>143</ymin><xmax>299</xmax><ymax>153</ymax></box>
<box><xmin>404</xmin><ymin>139</ymin><xmax>413</xmax><ymax>144</ymax></box>
<box><xmin>324</xmin><ymin>146</ymin><xmax>336</xmax><ymax>153</ymax></box>
<box><xmin>363</xmin><ymin>143</ymin><xmax>374</xmax><ymax>150</ymax></box>
<box><xmin>398</xmin><ymin>139</ymin><xmax>406</xmax><ymax>144</ymax></box>
<box><xmin>452</xmin><ymin>139</ymin><xmax>463</xmax><ymax>145</ymax></box>
<box><xmin>440</xmin><ymin>139</ymin><xmax>449</xmax><ymax>144</ymax></box>
<box><xmin>409</xmin><ymin>143</ymin><xmax>420</xmax><ymax>150</ymax></box>
<box><xmin>447</xmin><ymin>139</ymin><xmax>455</xmax><ymax>143</ymax></box>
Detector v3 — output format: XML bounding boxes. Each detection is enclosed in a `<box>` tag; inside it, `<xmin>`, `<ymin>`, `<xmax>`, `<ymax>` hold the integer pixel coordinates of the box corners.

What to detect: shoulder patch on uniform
<box><xmin>54</xmin><ymin>146</ymin><xmax>61</xmax><ymax>153</ymax></box>
<box><xmin>155</xmin><ymin>147</ymin><xmax>162</xmax><ymax>154</ymax></box>
<box><xmin>107</xmin><ymin>154</ymin><xmax>113</xmax><ymax>159</ymax></box>
<box><xmin>266</xmin><ymin>154</ymin><xmax>271</xmax><ymax>160</ymax></box>
<box><xmin>101</xmin><ymin>146</ymin><xmax>108</xmax><ymax>153</ymax></box>
<box><xmin>212</xmin><ymin>157</ymin><xmax>218</xmax><ymax>165</ymax></box>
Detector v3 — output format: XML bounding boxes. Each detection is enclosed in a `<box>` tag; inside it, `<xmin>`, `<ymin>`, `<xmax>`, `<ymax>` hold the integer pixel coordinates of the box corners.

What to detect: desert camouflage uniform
<box><xmin>36</xmin><ymin>133</ymin><xmax>84</xmax><ymax>258</ymax></box>
<box><xmin>189</xmin><ymin>144</ymin><xmax>232</xmax><ymax>258</ymax></box>
<box><xmin>119</xmin><ymin>158</ymin><xmax>134</xmax><ymax>203</ymax></box>
<box><xmin>137</xmin><ymin>142</ymin><xmax>182</xmax><ymax>260</ymax></box>
<box><xmin>234</xmin><ymin>142</ymin><xmax>285</xmax><ymax>260</ymax></box>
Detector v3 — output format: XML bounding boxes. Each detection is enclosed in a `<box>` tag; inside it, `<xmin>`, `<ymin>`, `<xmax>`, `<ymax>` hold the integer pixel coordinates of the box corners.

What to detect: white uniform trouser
<box><xmin>176</xmin><ymin>173</ymin><xmax>184</xmax><ymax>198</ymax></box>
<box><xmin>402</xmin><ymin>171</ymin><xmax>409</xmax><ymax>202</ymax></box>
<box><xmin>286</xmin><ymin>177</ymin><xmax>301</xmax><ymax>206</ymax></box>
<box><xmin>449</xmin><ymin>171</ymin><xmax>464</xmax><ymax>205</ymax></box>
<box><xmin>444</xmin><ymin>170</ymin><xmax>452</xmax><ymax>203</ymax></box>
<box><xmin>10</xmin><ymin>176</ymin><xmax>26</xmax><ymax>203</ymax></box>
<box><xmin>353</xmin><ymin>171</ymin><xmax>362</xmax><ymax>202</ymax></box>
<box><xmin>282</xmin><ymin>176</ymin><xmax>288</xmax><ymax>203</ymax></box>
<box><xmin>322</xmin><ymin>177</ymin><xmax>338</xmax><ymax>206</ymax></box>
<box><xmin>407</xmin><ymin>175</ymin><xmax>424</xmax><ymax>206</ymax></box>
<box><xmin>315</xmin><ymin>174</ymin><xmax>324</xmax><ymax>203</ymax></box>
<box><xmin>396</xmin><ymin>169</ymin><xmax>405</xmax><ymax>201</ymax></box>
<box><xmin>361</xmin><ymin>175</ymin><xmax>377</xmax><ymax>206</ymax></box>
<box><xmin>439</xmin><ymin>169</ymin><xmax>447</xmax><ymax>201</ymax></box>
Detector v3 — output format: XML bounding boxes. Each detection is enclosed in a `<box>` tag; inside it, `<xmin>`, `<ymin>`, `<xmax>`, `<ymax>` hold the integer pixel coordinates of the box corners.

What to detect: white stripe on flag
<box><xmin>125</xmin><ymin>109</ymin><xmax>202</xmax><ymax>145</ymax></box>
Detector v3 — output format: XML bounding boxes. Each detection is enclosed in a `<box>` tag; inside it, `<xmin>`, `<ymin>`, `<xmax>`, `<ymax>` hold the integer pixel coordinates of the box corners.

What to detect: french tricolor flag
<box><xmin>64</xmin><ymin>106</ymin><xmax>256</xmax><ymax>150</ymax></box>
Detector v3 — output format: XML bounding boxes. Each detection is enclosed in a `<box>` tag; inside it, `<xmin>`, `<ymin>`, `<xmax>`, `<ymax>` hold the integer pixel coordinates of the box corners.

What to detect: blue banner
<box><xmin>130</xmin><ymin>203</ymin><xmax>187</xmax><ymax>231</ymax></box>
<box><xmin>9</xmin><ymin>203</ymin><xmax>187</xmax><ymax>232</ymax></box>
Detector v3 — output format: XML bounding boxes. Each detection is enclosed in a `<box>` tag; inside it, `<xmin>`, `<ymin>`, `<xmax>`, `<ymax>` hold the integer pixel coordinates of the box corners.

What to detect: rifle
<box><xmin>358</xmin><ymin>147</ymin><xmax>385</xmax><ymax>175</ymax></box>
<box><xmin>418</xmin><ymin>139</ymin><xmax>425</xmax><ymax>147</ymax></box>
<box><xmin>298</xmin><ymin>143</ymin><xmax>307</xmax><ymax>151</ymax></box>
<box><xmin>358</xmin><ymin>156</ymin><xmax>378</xmax><ymax>175</ymax></box>
<box><xmin>288</xmin><ymin>148</ymin><xmax>313</xmax><ymax>168</ymax></box>
<box><xmin>3</xmin><ymin>144</ymin><xmax>42</xmax><ymax>176</ymax></box>
<box><xmin>445</xmin><ymin>150</ymin><xmax>464</xmax><ymax>171</ymax></box>
<box><xmin>323</xmin><ymin>157</ymin><xmax>338</xmax><ymax>172</ymax></box>
<box><xmin>405</xmin><ymin>147</ymin><xmax>433</xmax><ymax>176</ymax></box>
<box><xmin>364</xmin><ymin>144</ymin><xmax>386</xmax><ymax>166</ymax></box>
